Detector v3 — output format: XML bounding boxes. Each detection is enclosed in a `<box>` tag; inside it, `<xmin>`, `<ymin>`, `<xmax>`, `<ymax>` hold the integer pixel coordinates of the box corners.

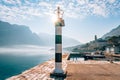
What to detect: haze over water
<box><xmin>0</xmin><ymin>46</ymin><xmax>54</xmax><ymax>80</ymax></box>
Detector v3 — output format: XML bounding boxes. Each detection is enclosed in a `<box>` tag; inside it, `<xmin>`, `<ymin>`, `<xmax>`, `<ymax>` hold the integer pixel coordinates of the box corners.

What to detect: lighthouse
<box><xmin>50</xmin><ymin>6</ymin><xmax>66</xmax><ymax>77</ymax></box>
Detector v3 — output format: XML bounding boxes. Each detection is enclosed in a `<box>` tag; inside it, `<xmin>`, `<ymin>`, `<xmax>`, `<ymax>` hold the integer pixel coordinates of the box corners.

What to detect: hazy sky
<box><xmin>0</xmin><ymin>0</ymin><xmax>120</xmax><ymax>43</ymax></box>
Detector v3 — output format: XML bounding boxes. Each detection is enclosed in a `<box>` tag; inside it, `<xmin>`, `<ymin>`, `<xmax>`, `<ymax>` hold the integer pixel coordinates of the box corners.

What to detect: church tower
<box><xmin>95</xmin><ymin>35</ymin><xmax>97</xmax><ymax>41</ymax></box>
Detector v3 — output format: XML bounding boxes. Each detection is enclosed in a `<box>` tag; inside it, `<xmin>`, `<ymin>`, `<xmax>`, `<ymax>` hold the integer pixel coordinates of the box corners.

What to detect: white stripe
<box><xmin>55</xmin><ymin>44</ymin><xmax>62</xmax><ymax>53</ymax></box>
<box><xmin>54</xmin><ymin>62</ymin><xmax>63</xmax><ymax>73</ymax></box>
<box><xmin>55</xmin><ymin>27</ymin><xmax>62</xmax><ymax>35</ymax></box>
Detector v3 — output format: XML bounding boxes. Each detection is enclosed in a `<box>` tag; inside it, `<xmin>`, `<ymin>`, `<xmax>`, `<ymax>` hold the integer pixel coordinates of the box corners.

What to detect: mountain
<box><xmin>0</xmin><ymin>20</ymin><xmax>80</xmax><ymax>47</ymax></box>
<box><xmin>0</xmin><ymin>21</ymin><xmax>42</xmax><ymax>46</ymax></box>
<box><xmin>69</xmin><ymin>25</ymin><xmax>120</xmax><ymax>52</ymax></box>
<box><xmin>102</xmin><ymin>25</ymin><xmax>120</xmax><ymax>39</ymax></box>
<box><xmin>39</xmin><ymin>33</ymin><xmax>81</xmax><ymax>47</ymax></box>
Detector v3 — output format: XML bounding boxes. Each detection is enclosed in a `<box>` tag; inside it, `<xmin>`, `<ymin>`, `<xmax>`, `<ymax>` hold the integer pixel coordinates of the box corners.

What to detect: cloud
<box><xmin>39</xmin><ymin>2</ymin><xmax>51</xmax><ymax>7</ymax></box>
<box><xmin>0</xmin><ymin>0</ymin><xmax>120</xmax><ymax>22</ymax></box>
<box><xmin>108</xmin><ymin>0</ymin><xmax>116</xmax><ymax>4</ymax></box>
<box><xmin>2</xmin><ymin>0</ymin><xmax>16</xmax><ymax>4</ymax></box>
<box><xmin>88</xmin><ymin>3</ymin><xmax>107</xmax><ymax>17</ymax></box>
<box><xmin>0</xmin><ymin>2</ymin><xmax>43</xmax><ymax>22</ymax></box>
<box><xmin>77</xmin><ymin>0</ymin><xmax>86</xmax><ymax>5</ymax></box>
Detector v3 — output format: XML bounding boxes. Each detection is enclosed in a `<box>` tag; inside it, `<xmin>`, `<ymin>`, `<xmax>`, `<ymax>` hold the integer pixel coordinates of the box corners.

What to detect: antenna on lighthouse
<box><xmin>54</xmin><ymin>6</ymin><xmax>65</xmax><ymax>26</ymax></box>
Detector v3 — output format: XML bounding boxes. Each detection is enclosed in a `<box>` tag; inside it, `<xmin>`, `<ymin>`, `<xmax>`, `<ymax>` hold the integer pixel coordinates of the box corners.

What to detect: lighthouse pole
<box><xmin>50</xmin><ymin>6</ymin><xmax>66</xmax><ymax>77</ymax></box>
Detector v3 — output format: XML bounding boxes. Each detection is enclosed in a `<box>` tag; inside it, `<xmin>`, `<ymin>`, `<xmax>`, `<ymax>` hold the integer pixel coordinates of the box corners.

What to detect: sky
<box><xmin>0</xmin><ymin>0</ymin><xmax>120</xmax><ymax>43</ymax></box>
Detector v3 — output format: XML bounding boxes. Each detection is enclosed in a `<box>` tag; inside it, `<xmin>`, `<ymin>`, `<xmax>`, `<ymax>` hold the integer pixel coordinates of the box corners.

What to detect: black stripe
<box><xmin>55</xmin><ymin>53</ymin><xmax>62</xmax><ymax>62</ymax></box>
<box><xmin>55</xmin><ymin>35</ymin><xmax>62</xmax><ymax>44</ymax></box>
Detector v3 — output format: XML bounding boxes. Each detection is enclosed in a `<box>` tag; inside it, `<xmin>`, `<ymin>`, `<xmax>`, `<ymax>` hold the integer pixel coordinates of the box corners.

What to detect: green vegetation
<box><xmin>107</xmin><ymin>36</ymin><xmax>120</xmax><ymax>46</ymax></box>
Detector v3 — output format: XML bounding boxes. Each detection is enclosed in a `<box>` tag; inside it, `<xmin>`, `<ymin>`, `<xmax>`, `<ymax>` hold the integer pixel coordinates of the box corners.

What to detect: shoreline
<box><xmin>7</xmin><ymin>53</ymin><xmax>69</xmax><ymax>80</ymax></box>
<box><xmin>7</xmin><ymin>53</ymin><xmax>120</xmax><ymax>80</ymax></box>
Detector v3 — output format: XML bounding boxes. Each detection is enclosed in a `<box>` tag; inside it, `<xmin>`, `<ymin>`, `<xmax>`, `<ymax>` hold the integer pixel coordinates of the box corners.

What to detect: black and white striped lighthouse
<box><xmin>51</xmin><ymin>6</ymin><xmax>65</xmax><ymax>76</ymax></box>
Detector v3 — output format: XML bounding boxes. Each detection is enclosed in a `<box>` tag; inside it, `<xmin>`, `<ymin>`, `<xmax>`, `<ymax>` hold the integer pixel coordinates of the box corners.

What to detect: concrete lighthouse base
<box><xmin>50</xmin><ymin>72</ymin><xmax>66</xmax><ymax>78</ymax></box>
<box><xmin>50</xmin><ymin>63</ymin><xmax>66</xmax><ymax>78</ymax></box>
<box><xmin>50</xmin><ymin>71</ymin><xmax>67</xmax><ymax>78</ymax></box>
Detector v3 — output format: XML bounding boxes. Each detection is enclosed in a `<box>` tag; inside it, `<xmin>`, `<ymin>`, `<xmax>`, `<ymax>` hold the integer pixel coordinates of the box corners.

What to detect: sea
<box><xmin>0</xmin><ymin>46</ymin><xmax>55</xmax><ymax>80</ymax></box>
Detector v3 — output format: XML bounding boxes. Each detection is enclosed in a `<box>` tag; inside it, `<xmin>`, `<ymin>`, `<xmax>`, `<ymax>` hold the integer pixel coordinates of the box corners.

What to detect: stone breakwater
<box><xmin>7</xmin><ymin>53</ymin><xmax>120</xmax><ymax>80</ymax></box>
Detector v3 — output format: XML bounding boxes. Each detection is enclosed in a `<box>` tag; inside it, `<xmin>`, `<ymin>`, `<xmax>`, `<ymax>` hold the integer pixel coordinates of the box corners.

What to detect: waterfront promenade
<box><xmin>67</xmin><ymin>60</ymin><xmax>120</xmax><ymax>80</ymax></box>
<box><xmin>7</xmin><ymin>54</ymin><xmax>120</xmax><ymax>80</ymax></box>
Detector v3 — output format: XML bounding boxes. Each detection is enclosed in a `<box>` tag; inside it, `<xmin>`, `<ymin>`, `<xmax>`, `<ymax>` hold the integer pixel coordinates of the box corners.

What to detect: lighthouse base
<box><xmin>50</xmin><ymin>63</ymin><xmax>66</xmax><ymax>78</ymax></box>
<box><xmin>50</xmin><ymin>71</ymin><xmax>67</xmax><ymax>78</ymax></box>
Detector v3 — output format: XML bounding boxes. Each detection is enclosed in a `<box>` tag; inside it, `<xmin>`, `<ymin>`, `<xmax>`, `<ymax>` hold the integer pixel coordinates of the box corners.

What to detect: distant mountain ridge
<box><xmin>39</xmin><ymin>33</ymin><xmax>81</xmax><ymax>47</ymax></box>
<box><xmin>67</xmin><ymin>25</ymin><xmax>120</xmax><ymax>52</ymax></box>
<box><xmin>102</xmin><ymin>25</ymin><xmax>120</xmax><ymax>39</ymax></box>
<box><xmin>0</xmin><ymin>21</ymin><xmax>42</xmax><ymax>46</ymax></box>
<box><xmin>0</xmin><ymin>20</ymin><xmax>80</xmax><ymax>47</ymax></box>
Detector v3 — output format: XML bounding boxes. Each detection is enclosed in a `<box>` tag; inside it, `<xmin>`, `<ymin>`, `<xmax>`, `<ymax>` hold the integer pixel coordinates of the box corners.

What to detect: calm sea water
<box><xmin>0</xmin><ymin>51</ymin><xmax>54</xmax><ymax>80</ymax></box>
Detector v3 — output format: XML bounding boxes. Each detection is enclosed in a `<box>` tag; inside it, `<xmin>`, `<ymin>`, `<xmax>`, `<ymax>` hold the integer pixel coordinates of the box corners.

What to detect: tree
<box><xmin>108</xmin><ymin>36</ymin><xmax>120</xmax><ymax>46</ymax></box>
